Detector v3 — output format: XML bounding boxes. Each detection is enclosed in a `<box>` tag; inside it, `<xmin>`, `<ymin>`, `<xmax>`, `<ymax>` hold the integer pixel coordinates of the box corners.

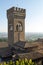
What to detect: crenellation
<box><xmin>7</xmin><ymin>7</ymin><xmax>26</xmax><ymax>19</ymax></box>
<box><xmin>7</xmin><ymin>7</ymin><xmax>26</xmax><ymax>15</ymax></box>
<box><xmin>14</xmin><ymin>7</ymin><xmax>26</xmax><ymax>13</ymax></box>
<box><xmin>14</xmin><ymin>7</ymin><xmax>16</xmax><ymax>10</ymax></box>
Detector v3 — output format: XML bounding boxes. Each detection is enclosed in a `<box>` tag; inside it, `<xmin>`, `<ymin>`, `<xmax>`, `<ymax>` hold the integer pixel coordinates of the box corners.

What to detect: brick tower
<box><xmin>7</xmin><ymin>7</ymin><xmax>26</xmax><ymax>45</ymax></box>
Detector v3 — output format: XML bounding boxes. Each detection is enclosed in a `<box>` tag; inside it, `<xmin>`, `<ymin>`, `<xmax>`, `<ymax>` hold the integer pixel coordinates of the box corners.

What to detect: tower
<box><xmin>7</xmin><ymin>7</ymin><xmax>26</xmax><ymax>45</ymax></box>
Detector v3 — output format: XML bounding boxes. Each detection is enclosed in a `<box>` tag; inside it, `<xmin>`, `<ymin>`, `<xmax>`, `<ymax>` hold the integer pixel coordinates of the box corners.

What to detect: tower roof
<box><xmin>7</xmin><ymin>7</ymin><xmax>26</xmax><ymax>14</ymax></box>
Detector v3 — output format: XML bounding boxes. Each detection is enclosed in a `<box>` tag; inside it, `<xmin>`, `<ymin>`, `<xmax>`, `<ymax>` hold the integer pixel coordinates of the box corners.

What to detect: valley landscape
<box><xmin>25</xmin><ymin>32</ymin><xmax>43</xmax><ymax>41</ymax></box>
<box><xmin>0</xmin><ymin>32</ymin><xmax>43</xmax><ymax>42</ymax></box>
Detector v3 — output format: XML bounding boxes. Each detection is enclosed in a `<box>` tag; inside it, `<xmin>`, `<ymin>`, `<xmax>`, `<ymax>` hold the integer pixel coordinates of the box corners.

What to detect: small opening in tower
<box><xmin>16</xmin><ymin>21</ymin><xmax>23</xmax><ymax>32</ymax></box>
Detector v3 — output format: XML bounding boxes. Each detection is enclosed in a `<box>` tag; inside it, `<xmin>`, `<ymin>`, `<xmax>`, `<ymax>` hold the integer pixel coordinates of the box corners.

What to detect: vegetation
<box><xmin>0</xmin><ymin>38</ymin><xmax>8</xmax><ymax>42</ymax></box>
<box><xmin>0</xmin><ymin>58</ymin><xmax>37</xmax><ymax>65</ymax></box>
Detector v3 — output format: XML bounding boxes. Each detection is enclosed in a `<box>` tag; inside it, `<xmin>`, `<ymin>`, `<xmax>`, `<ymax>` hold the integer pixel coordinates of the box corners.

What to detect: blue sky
<box><xmin>0</xmin><ymin>0</ymin><xmax>43</xmax><ymax>33</ymax></box>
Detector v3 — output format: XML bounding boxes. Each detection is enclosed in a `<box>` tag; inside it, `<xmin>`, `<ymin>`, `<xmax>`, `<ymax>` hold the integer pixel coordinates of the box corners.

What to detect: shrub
<box><xmin>0</xmin><ymin>58</ymin><xmax>37</xmax><ymax>65</ymax></box>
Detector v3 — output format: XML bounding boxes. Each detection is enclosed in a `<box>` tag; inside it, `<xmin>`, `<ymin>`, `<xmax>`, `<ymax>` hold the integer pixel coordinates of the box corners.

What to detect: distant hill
<box><xmin>0</xmin><ymin>32</ymin><xmax>43</xmax><ymax>42</ymax></box>
<box><xmin>25</xmin><ymin>32</ymin><xmax>43</xmax><ymax>41</ymax></box>
<box><xmin>0</xmin><ymin>32</ymin><xmax>8</xmax><ymax>38</ymax></box>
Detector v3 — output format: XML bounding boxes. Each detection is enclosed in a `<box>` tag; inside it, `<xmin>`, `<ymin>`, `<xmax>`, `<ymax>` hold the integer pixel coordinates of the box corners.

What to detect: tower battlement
<box><xmin>7</xmin><ymin>7</ymin><xmax>26</xmax><ymax>16</ymax></box>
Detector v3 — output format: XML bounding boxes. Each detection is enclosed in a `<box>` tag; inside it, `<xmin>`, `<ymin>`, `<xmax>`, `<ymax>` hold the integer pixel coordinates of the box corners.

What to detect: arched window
<box><xmin>16</xmin><ymin>21</ymin><xmax>23</xmax><ymax>32</ymax></box>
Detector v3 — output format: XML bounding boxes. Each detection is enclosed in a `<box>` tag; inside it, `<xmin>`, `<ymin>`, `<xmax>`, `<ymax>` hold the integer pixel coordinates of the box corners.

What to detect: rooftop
<box><xmin>0</xmin><ymin>42</ymin><xmax>8</xmax><ymax>48</ymax></box>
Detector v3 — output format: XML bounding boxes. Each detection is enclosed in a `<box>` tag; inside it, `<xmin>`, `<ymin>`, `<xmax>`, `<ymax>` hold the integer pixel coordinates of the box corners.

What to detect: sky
<box><xmin>0</xmin><ymin>0</ymin><xmax>43</xmax><ymax>33</ymax></box>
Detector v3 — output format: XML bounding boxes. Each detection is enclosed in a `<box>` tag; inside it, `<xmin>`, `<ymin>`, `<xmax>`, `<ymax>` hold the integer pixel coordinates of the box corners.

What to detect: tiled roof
<box><xmin>0</xmin><ymin>42</ymin><xmax>8</xmax><ymax>48</ymax></box>
<box><xmin>0</xmin><ymin>42</ymin><xmax>11</xmax><ymax>57</ymax></box>
<box><xmin>0</xmin><ymin>47</ymin><xmax>12</xmax><ymax>57</ymax></box>
<box><xmin>13</xmin><ymin>41</ymin><xmax>38</xmax><ymax>48</ymax></box>
<box><xmin>17</xmin><ymin>52</ymin><xmax>43</xmax><ymax>60</ymax></box>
